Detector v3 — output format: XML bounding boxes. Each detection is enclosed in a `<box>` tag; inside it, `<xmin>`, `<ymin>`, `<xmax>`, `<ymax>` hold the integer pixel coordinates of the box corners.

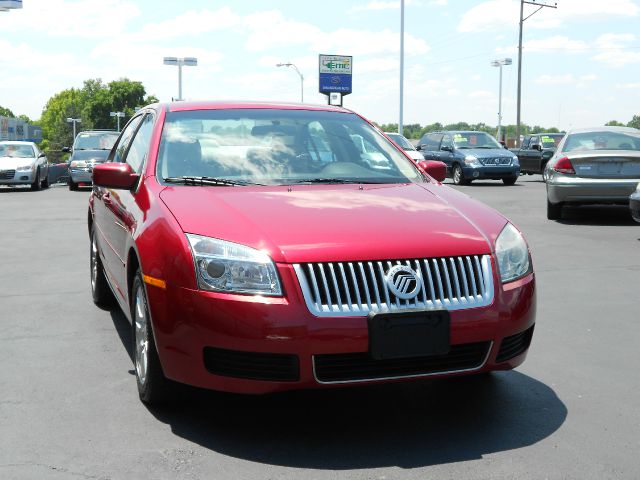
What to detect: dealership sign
<box><xmin>319</xmin><ymin>55</ymin><xmax>352</xmax><ymax>95</ymax></box>
<box><xmin>0</xmin><ymin>0</ymin><xmax>23</xmax><ymax>9</ymax></box>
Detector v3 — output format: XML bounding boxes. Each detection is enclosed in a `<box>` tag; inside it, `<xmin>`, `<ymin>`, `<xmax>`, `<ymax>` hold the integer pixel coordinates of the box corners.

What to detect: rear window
<box><xmin>74</xmin><ymin>132</ymin><xmax>119</xmax><ymax>151</ymax></box>
<box><xmin>562</xmin><ymin>131</ymin><xmax>640</xmax><ymax>152</ymax></box>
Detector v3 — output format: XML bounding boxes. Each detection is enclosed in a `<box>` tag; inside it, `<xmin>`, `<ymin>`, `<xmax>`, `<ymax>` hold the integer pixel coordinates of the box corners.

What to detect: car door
<box><xmin>438</xmin><ymin>134</ymin><xmax>455</xmax><ymax>170</ymax></box>
<box><xmin>93</xmin><ymin>115</ymin><xmax>144</xmax><ymax>299</ymax></box>
<box><xmin>518</xmin><ymin>136</ymin><xmax>535</xmax><ymax>172</ymax></box>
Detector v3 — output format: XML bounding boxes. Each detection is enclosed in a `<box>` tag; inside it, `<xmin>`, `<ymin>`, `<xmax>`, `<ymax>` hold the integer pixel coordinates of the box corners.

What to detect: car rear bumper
<box><xmin>547</xmin><ymin>176</ymin><xmax>640</xmax><ymax>204</ymax></box>
<box><xmin>69</xmin><ymin>168</ymin><xmax>94</xmax><ymax>184</ymax></box>
<box><xmin>630</xmin><ymin>191</ymin><xmax>640</xmax><ymax>222</ymax></box>
<box><xmin>146</xmin><ymin>264</ymin><xmax>536</xmax><ymax>394</ymax></box>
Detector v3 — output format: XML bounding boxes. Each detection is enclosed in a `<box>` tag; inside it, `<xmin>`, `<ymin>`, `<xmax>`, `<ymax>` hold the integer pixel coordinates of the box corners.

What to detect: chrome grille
<box><xmin>481</xmin><ymin>157</ymin><xmax>512</xmax><ymax>166</ymax></box>
<box><xmin>294</xmin><ymin>255</ymin><xmax>494</xmax><ymax>317</ymax></box>
<box><xmin>0</xmin><ymin>169</ymin><xmax>16</xmax><ymax>180</ymax></box>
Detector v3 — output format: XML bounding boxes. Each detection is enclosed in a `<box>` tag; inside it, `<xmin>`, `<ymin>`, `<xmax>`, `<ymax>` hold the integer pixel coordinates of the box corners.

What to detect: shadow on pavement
<box><xmin>556</xmin><ymin>205</ymin><xmax>637</xmax><ymax>226</ymax></box>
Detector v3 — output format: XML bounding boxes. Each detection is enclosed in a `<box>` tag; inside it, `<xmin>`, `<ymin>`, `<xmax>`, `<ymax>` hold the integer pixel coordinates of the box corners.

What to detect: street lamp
<box><xmin>491</xmin><ymin>58</ymin><xmax>512</xmax><ymax>143</ymax></box>
<box><xmin>110</xmin><ymin>111</ymin><xmax>125</xmax><ymax>132</ymax></box>
<box><xmin>276</xmin><ymin>63</ymin><xmax>304</xmax><ymax>103</ymax></box>
<box><xmin>66</xmin><ymin>117</ymin><xmax>81</xmax><ymax>139</ymax></box>
<box><xmin>163</xmin><ymin>56</ymin><xmax>198</xmax><ymax>101</ymax></box>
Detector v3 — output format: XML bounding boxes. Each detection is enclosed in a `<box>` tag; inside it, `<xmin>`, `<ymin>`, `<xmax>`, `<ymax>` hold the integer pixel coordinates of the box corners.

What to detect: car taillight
<box><xmin>553</xmin><ymin>157</ymin><xmax>575</xmax><ymax>174</ymax></box>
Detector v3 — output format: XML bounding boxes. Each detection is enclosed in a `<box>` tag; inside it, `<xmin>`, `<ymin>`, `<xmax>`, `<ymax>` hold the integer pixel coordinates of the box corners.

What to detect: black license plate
<box><xmin>368</xmin><ymin>310</ymin><xmax>450</xmax><ymax>360</ymax></box>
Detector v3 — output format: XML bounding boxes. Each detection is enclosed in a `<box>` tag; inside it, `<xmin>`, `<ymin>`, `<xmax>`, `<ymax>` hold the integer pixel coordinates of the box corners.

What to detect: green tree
<box><xmin>39</xmin><ymin>88</ymin><xmax>86</xmax><ymax>160</ymax></box>
<box><xmin>627</xmin><ymin>115</ymin><xmax>640</xmax><ymax>129</ymax></box>
<box><xmin>0</xmin><ymin>106</ymin><xmax>15</xmax><ymax>117</ymax></box>
<box><xmin>606</xmin><ymin>120</ymin><xmax>625</xmax><ymax>126</ymax></box>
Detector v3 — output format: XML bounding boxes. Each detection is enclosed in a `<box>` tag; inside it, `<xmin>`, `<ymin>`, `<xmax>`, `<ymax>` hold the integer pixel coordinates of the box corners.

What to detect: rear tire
<box><xmin>547</xmin><ymin>200</ymin><xmax>563</xmax><ymax>220</ymax></box>
<box><xmin>41</xmin><ymin>172</ymin><xmax>50</xmax><ymax>189</ymax></box>
<box><xmin>131</xmin><ymin>270</ymin><xmax>172</xmax><ymax>405</ymax></box>
<box><xmin>503</xmin><ymin>176</ymin><xmax>518</xmax><ymax>186</ymax></box>
<box><xmin>69</xmin><ymin>177</ymin><xmax>78</xmax><ymax>191</ymax></box>
<box><xmin>90</xmin><ymin>227</ymin><xmax>115</xmax><ymax>308</ymax></box>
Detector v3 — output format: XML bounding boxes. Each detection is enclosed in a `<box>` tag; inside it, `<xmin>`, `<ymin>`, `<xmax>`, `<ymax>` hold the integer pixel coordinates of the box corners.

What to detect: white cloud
<box><xmin>535</xmin><ymin>74</ymin><xmax>575</xmax><ymax>85</ymax></box>
<box><xmin>132</xmin><ymin>8</ymin><xmax>240</xmax><ymax>41</ymax></box>
<box><xmin>495</xmin><ymin>35</ymin><xmax>589</xmax><ymax>55</ymax></box>
<box><xmin>458</xmin><ymin>0</ymin><xmax>639</xmax><ymax>33</ymax></box>
<box><xmin>2</xmin><ymin>0</ymin><xmax>140</xmax><ymax>38</ymax></box>
<box><xmin>348</xmin><ymin>0</ymin><xmax>439</xmax><ymax>13</ymax></box>
<box><xmin>616</xmin><ymin>82</ymin><xmax>640</xmax><ymax>89</ymax></box>
<box><xmin>468</xmin><ymin>90</ymin><xmax>493</xmax><ymax>99</ymax></box>
<box><xmin>592</xmin><ymin>34</ymin><xmax>640</xmax><ymax>67</ymax></box>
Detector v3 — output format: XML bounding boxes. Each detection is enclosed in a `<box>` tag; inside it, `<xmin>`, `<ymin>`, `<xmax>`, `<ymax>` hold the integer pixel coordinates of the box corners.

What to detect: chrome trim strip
<box><xmin>312</xmin><ymin>341</ymin><xmax>494</xmax><ymax>385</ymax></box>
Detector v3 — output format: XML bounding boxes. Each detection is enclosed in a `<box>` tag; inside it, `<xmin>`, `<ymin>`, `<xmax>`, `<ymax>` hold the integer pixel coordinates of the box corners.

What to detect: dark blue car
<box><xmin>416</xmin><ymin>131</ymin><xmax>520</xmax><ymax>185</ymax></box>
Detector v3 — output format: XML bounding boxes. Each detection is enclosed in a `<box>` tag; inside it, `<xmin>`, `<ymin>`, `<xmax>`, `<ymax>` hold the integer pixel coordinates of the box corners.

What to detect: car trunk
<box><xmin>569</xmin><ymin>151</ymin><xmax>640</xmax><ymax>179</ymax></box>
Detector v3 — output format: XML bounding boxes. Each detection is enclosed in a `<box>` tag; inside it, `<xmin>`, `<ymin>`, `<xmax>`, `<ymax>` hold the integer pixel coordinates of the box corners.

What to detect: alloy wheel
<box><xmin>134</xmin><ymin>285</ymin><xmax>149</xmax><ymax>386</ymax></box>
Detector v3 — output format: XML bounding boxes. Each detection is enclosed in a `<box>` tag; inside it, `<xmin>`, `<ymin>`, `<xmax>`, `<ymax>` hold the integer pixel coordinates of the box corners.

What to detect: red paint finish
<box><xmin>89</xmin><ymin>101</ymin><xmax>536</xmax><ymax>395</ymax></box>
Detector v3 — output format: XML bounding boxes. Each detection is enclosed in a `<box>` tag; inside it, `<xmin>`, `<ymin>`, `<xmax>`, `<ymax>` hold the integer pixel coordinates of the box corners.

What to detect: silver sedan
<box><xmin>544</xmin><ymin>126</ymin><xmax>640</xmax><ymax>220</ymax></box>
<box><xmin>0</xmin><ymin>141</ymin><xmax>49</xmax><ymax>190</ymax></box>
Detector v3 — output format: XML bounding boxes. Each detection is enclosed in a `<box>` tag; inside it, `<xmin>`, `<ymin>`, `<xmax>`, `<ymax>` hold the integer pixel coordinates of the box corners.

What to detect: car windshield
<box><xmin>540</xmin><ymin>134</ymin><xmax>564</xmax><ymax>148</ymax></box>
<box><xmin>562</xmin><ymin>131</ymin><xmax>640</xmax><ymax>152</ymax></box>
<box><xmin>157</xmin><ymin>109</ymin><xmax>422</xmax><ymax>185</ymax></box>
<box><xmin>452</xmin><ymin>132</ymin><xmax>502</xmax><ymax>149</ymax></box>
<box><xmin>74</xmin><ymin>132</ymin><xmax>119</xmax><ymax>150</ymax></box>
<box><xmin>386</xmin><ymin>133</ymin><xmax>415</xmax><ymax>150</ymax></box>
<box><xmin>0</xmin><ymin>144</ymin><xmax>35</xmax><ymax>158</ymax></box>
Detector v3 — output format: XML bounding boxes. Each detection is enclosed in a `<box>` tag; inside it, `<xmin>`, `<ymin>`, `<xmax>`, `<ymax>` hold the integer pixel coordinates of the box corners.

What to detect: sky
<box><xmin>1</xmin><ymin>0</ymin><xmax>639</xmax><ymax>131</ymax></box>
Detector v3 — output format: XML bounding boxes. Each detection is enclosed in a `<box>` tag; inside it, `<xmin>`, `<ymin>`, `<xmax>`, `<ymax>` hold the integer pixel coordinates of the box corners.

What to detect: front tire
<box><xmin>69</xmin><ymin>177</ymin><xmax>78</xmax><ymax>191</ymax></box>
<box><xmin>452</xmin><ymin>164</ymin><xmax>468</xmax><ymax>185</ymax></box>
<box><xmin>31</xmin><ymin>169</ymin><xmax>42</xmax><ymax>191</ymax></box>
<box><xmin>503</xmin><ymin>176</ymin><xmax>518</xmax><ymax>186</ymax></box>
<box><xmin>90</xmin><ymin>227</ymin><xmax>115</xmax><ymax>307</ymax></box>
<box><xmin>547</xmin><ymin>199</ymin><xmax>563</xmax><ymax>220</ymax></box>
<box><xmin>131</xmin><ymin>270</ymin><xmax>171</xmax><ymax>404</ymax></box>
<box><xmin>41</xmin><ymin>171</ymin><xmax>50</xmax><ymax>189</ymax></box>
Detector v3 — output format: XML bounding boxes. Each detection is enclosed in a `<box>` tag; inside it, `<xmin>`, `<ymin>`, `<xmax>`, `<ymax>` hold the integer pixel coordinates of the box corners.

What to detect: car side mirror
<box><xmin>415</xmin><ymin>144</ymin><xmax>422</xmax><ymax>151</ymax></box>
<box><xmin>38</xmin><ymin>152</ymin><xmax>46</xmax><ymax>158</ymax></box>
<box><xmin>441</xmin><ymin>145</ymin><xmax>453</xmax><ymax>152</ymax></box>
<box><xmin>93</xmin><ymin>163</ymin><xmax>140</xmax><ymax>190</ymax></box>
<box><xmin>417</xmin><ymin>160</ymin><xmax>447</xmax><ymax>182</ymax></box>
<box><xmin>533</xmin><ymin>144</ymin><xmax>542</xmax><ymax>151</ymax></box>
<box><xmin>62</xmin><ymin>147</ymin><xmax>71</xmax><ymax>153</ymax></box>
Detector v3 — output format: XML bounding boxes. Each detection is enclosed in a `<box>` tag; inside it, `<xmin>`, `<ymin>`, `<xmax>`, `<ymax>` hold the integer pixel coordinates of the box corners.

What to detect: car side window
<box><xmin>529</xmin><ymin>136</ymin><xmax>539</xmax><ymax>148</ymax></box>
<box><xmin>112</xmin><ymin>116</ymin><xmax>143</xmax><ymax>164</ymax></box>
<box><xmin>424</xmin><ymin>134</ymin><xmax>442</xmax><ymax>151</ymax></box>
<box><xmin>441</xmin><ymin>135</ymin><xmax>453</xmax><ymax>150</ymax></box>
<box><xmin>521</xmin><ymin>137</ymin><xmax>530</xmax><ymax>149</ymax></box>
<box><xmin>123</xmin><ymin>114</ymin><xmax>155</xmax><ymax>174</ymax></box>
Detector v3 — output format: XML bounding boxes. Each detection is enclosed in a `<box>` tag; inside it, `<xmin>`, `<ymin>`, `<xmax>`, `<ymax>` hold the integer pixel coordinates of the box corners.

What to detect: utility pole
<box><xmin>516</xmin><ymin>0</ymin><xmax>557</xmax><ymax>146</ymax></box>
<box><xmin>399</xmin><ymin>0</ymin><xmax>405</xmax><ymax>136</ymax></box>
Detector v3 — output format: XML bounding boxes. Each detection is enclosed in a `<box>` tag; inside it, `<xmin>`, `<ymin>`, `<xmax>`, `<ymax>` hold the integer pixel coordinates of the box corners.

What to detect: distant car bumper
<box><xmin>547</xmin><ymin>175</ymin><xmax>640</xmax><ymax>204</ymax></box>
<box><xmin>0</xmin><ymin>169</ymin><xmax>36</xmax><ymax>185</ymax></box>
<box><xmin>69</xmin><ymin>168</ymin><xmax>94</xmax><ymax>184</ymax></box>
<box><xmin>462</xmin><ymin>166</ymin><xmax>520</xmax><ymax>180</ymax></box>
<box><xmin>630</xmin><ymin>190</ymin><xmax>640</xmax><ymax>222</ymax></box>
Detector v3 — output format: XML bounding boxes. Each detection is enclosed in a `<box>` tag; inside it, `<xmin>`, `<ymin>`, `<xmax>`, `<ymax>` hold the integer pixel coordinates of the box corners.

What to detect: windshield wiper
<box><xmin>164</xmin><ymin>176</ymin><xmax>261</xmax><ymax>186</ymax></box>
<box><xmin>288</xmin><ymin>178</ymin><xmax>380</xmax><ymax>185</ymax></box>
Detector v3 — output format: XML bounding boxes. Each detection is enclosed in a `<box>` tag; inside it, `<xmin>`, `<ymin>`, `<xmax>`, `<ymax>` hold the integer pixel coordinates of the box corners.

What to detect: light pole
<box><xmin>491</xmin><ymin>58</ymin><xmax>512</xmax><ymax>143</ymax></box>
<box><xmin>110</xmin><ymin>111</ymin><xmax>125</xmax><ymax>132</ymax></box>
<box><xmin>399</xmin><ymin>0</ymin><xmax>405</xmax><ymax>136</ymax></box>
<box><xmin>163</xmin><ymin>57</ymin><xmax>198</xmax><ymax>101</ymax></box>
<box><xmin>276</xmin><ymin>63</ymin><xmax>304</xmax><ymax>102</ymax></box>
<box><xmin>66</xmin><ymin>117</ymin><xmax>81</xmax><ymax>139</ymax></box>
<box><xmin>516</xmin><ymin>0</ymin><xmax>557</xmax><ymax>146</ymax></box>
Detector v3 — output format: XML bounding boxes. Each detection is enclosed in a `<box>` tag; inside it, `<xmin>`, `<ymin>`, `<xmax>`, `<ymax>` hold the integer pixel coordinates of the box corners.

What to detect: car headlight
<box><xmin>186</xmin><ymin>234</ymin><xmax>282</xmax><ymax>296</ymax></box>
<box><xmin>464</xmin><ymin>155</ymin><xmax>481</xmax><ymax>166</ymax></box>
<box><xmin>495</xmin><ymin>223</ymin><xmax>530</xmax><ymax>283</ymax></box>
<box><xmin>512</xmin><ymin>156</ymin><xmax>519</xmax><ymax>164</ymax></box>
<box><xmin>70</xmin><ymin>160</ymin><xmax>87</xmax><ymax>168</ymax></box>
<box><xmin>16</xmin><ymin>164</ymin><xmax>34</xmax><ymax>171</ymax></box>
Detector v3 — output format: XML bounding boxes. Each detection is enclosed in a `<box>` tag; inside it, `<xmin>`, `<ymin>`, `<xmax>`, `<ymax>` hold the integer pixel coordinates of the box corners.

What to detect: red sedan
<box><xmin>89</xmin><ymin>101</ymin><xmax>535</xmax><ymax>404</ymax></box>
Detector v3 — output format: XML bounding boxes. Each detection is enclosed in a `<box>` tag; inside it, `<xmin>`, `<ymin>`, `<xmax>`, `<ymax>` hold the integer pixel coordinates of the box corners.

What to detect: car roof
<box><xmin>565</xmin><ymin>126</ymin><xmax>640</xmax><ymax>135</ymax></box>
<box><xmin>0</xmin><ymin>141</ymin><xmax>36</xmax><ymax>146</ymax></box>
<box><xmin>164</xmin><ymin>100</ymin><xmax>352</xmax><ymax>114</ymax></box>
<box><xmin>76</xmin><ymin>130</ymin><xmax>119</xmax><ymax>135</ymax></box>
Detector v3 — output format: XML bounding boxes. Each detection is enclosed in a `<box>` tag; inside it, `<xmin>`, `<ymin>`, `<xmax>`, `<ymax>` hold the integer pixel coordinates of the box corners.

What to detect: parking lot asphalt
<box><xmin>0</xmin><ymin>177</ymin><xmax>638</xmax><ymax>480</ymax></box>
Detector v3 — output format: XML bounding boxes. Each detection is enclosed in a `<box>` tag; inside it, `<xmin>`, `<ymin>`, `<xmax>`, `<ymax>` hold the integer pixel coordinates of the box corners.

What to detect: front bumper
<box><xmin>547</xmin><ymin>175</ymin><xmax>640</xmax><ymax>204</ymax></box>
<box><xmin>69</xmin><ymin>168</ymin><xmax>94</xmax><ymax>184</ymax></box>
<box><xmin>630</xmin><ymin>190</ymin><xmax>640</xmax><ymax>222</ymax></box>
<box><xmin>462</xmin><ymin>166</ymin><xmax>520</xmax><ymax>180</ymax></box>
<box><xmin>146</xmin><ymin>263</ymin><xmax>536</xmax><ymax>394</ymax></box>
<box><xmin>0</xmin><ymin>169</ymin><xmax>36</xmax><ymax>185</ymax></box>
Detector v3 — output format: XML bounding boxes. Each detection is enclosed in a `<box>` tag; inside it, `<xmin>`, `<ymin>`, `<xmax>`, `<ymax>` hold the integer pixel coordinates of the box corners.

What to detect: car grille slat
<box><xmin>0</xmin><ymin>169</ymin><xmax>16</xmax><ymax>180</ymax></box>
<box><xmin>294</xmin><ymin>255</ymin><xmax>494</xmax><ymax>317</ymax></box>
<box><xmin>314</xmin><ymin>341</ymin><xmax>492</xmax><ymax>383</ymax></box>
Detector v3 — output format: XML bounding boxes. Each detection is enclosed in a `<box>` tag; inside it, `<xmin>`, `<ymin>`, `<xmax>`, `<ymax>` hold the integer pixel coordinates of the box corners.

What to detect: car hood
<box><xmin>0</xmin><ymin>156</ymin><xmax>35</xmax><ymax>168</ymax></box>
<box><xmin>159</xmin><ymin>183</ymin><xmax>502</xmax><ymax>264</ymax></box>
<box><xmin>404</xmin><ymin>150</ymin><xmax>425</xmax><ymax>161</ymax></box>
<box><xmin>459</xmin><ymin>148</ymin><xmax>514</xmax><ymax>158</ymax></box>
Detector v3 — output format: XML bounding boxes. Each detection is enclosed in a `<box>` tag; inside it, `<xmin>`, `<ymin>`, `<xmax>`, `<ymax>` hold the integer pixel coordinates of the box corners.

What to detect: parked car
<box><xmin>0</xmin><ymin>141</ymin><xmax>49</xmax><ymax>190</ymax></box>
<box><xmin>630</xmin><ymin>183</ymin><xmax>640</xmax><ymax>222</ymax></box>
<box><xmin>511</xmin><ymin>133</ymin><xmax>565</xmax><ymax>175</ymax></box>
<box><xmin>416</xmin><ymin>131</ymin><xmax>520</xmax><ymax>185</ymax></box>
<box><xmin>545</xmin><ymin>126</ymin><xmax>640</xmax><ymax>220</ymax></box>
<box><xmin>66</xmin><ymin>130</ymin><xmax>119</xmax><ymax>191</ymax></box>
<box><xmin>385</xmin><ymin>132</ymin><xmax>424</xmax><ymax>162</ymax></box>
<box><xmin>89</xmin><ymin>101</ymin><xmax>536</xmax><ymax>404</ymax></box>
